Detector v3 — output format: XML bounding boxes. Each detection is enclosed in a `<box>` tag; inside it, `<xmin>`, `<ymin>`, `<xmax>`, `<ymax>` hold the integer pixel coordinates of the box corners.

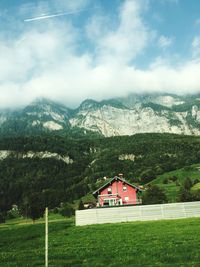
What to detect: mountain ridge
<box><xmin>1</xmin><ymin>93</ymin><xmax>200</xmax><ymax>137</ymax></box>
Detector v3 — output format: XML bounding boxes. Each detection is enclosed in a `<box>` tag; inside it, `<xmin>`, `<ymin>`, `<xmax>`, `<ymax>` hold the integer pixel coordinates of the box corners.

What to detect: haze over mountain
<box><xmin>1</xmin><ymin>93</ymin><xmax>200</xmax><ymax>137</ymax></box>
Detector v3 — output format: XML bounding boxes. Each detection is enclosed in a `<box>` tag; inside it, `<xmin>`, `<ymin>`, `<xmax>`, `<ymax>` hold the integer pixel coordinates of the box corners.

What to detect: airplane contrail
<box><xmin>24</xmin><ymin>9</ymin><xmax>88</xmax><ymax>22</ymax></box>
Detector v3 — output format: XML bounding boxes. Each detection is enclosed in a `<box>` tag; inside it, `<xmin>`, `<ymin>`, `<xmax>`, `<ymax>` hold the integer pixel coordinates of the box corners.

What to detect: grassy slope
<box><xmin>191</xmin><ymin>182</ymin><xmax>200</xmax><ymax>192</ymax></box>
<box><xmin>150</xmin><ymin>164</ymin><xmax>200</xmax><ymax>202</ymax></box>
<box><xmin>0</xmin><ymin>216</ymin><xmax>200</xmax><ymax>267</ymax></box>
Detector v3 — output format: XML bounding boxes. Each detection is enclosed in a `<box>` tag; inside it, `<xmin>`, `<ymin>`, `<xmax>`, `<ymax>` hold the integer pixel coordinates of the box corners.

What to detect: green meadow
<box><xmin>0</xmin><ymin>214</ymin><xmax>200</xmax><ymax>267</ymax></box>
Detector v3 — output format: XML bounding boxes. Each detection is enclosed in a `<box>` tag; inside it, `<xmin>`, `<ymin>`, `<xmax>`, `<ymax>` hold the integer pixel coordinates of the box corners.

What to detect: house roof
<box><xmin>93</xmin><ymin>176</ymin><xmax>142</xmax><ymax>196</ymax></box>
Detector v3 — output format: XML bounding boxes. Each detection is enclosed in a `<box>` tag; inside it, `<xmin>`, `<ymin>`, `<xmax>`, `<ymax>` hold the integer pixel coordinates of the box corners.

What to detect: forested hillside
<box><xmin>1</xmin><ymin>133</ymin><xmax>200</xmax><ymax>215</ymax></box>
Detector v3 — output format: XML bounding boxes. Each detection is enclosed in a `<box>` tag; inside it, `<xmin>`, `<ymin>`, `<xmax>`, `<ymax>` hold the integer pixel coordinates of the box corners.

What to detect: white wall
<box><xmin>76</xmin><ymin>201</ymin><xmax>200</xmax><ymax>226</ymax></box>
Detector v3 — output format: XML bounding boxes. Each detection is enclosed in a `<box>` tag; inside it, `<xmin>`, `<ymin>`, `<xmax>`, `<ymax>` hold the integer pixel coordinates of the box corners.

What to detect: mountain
<box><xmin>71</xmin><ymin>93</ymin><xmax>200</xmax><ymax>137</ymax></box>
<box><xmin>1</xmin><ymin>93</ymin><xmax>200</xmax><ymax>137</ymax></box>
<box><xmin>0</xmin><ymin>98</ymin><xmax>71</xmax><ymax>136</ymax></box>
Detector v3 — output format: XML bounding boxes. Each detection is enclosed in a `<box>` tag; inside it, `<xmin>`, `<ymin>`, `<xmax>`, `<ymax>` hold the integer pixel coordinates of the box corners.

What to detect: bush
<box><xmin>78</xmin><ymin>200</ymin><xmax>84</xmax><ymax>210</ymax></box>
<box><xmin>6</xmin><ymin>205</ymin><xmax>20</xmax><ymax>220</ymax></box>
<box><xmin>183</xmin><ymin>177</ymin><xmax>193</xmax><ymax>190</ymax></box>
<box><xmin>142</xmin><ymin>185</ymin><xmax>167</xmax><ymax>205</ymax></box>
<box><xmin>20</xmin><ymin>193</ymin><xmax>45</xmax><ymax>222</ymax></box>
<box><xmin>184</xmin><ymin>166</ymin><xmax>193</xmax><ymax>171</ymax></box>
<box><xmin>0</xmin><ymin>213</ymin><xmax>5</xmax><ymax>224</ymax></box>
<box><xmin>53</xmin><ymin>207</ymin><xmax>59</xmax><ymax>214</ymax></box>
<box><xmin>178</xmin><ymin>187</ymin><xmax>192</xmax><ymax>202</ymax></box>
<box><xmin>163</xmin><ymin>178</ymin><xmax>169</xmax><ymax>184</ymax></box>
<box><xmin>193</xmin><ymin>179</ymin><xmax>199</xmax><ymax>185</ymax></box>
<box><xmin>171</xmin><ymin>176</ymin><xmax>178</xmax><ymax>182</ymax></box>
<box><xmin>191</xmin><ymin>189</ymin><xmax>200</xmax><ymax>201</ymax></box>
<box><xmin>60</xmin><ymin>203</ymin><xmax>74</xmax><ymax>217</ymax></box>
<box><xmin>178</xmin><ymin>177</ymin><xmax>193</xmax><ymax>202</ymax></box>
<box><xmin>140</xmin><ymin>169</ymin><xmax>156</xmax><ymax>184</ymax></box>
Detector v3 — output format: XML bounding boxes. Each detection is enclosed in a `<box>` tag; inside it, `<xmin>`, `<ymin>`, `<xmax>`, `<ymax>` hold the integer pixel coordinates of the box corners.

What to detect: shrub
<box><xmin>178</xmin><ymin>187</ymin><xmax>192</xmax><ymax>202</ymax></box>
<box><xmin>193</xmin><ymin>179</ymin><xmax>199</xmax><ymax>185</ymax></box>
<box><xmin>142</xmin><ymin>185</ymin><xmax>167</xmax><ymax>205</ymax></box>
<box><xmin>140</xmin><ymin>169</ymin><xmax>156</xmax><ymax>184</ymax></box>
<box><xmin>78</xmin><ymin>200</ymin><xmax>84</xmax><ymax>210</ymax></box>
<box><xmin>20</xmin><ymin>193</ymin><xmax>45</xmax><ymax>222</ymax></box>
<box><xmin>6</xmin><ymin>205</ymin><xmax>20</xmax><ymax>220</ymax></box>
<box><xmin>0</xmin><ymin>213</ymin><xmax>5</xmax><ymax>224</ymax></box>
<box><xmin>163</xmin><ymin>178</ymin><xmax>169</xmax><ymax>184</ymax></box>
<box><xmin>184</xmin><ymin>166</ymin><xmax>193</xmax><ymax>171</ymax></box>
<box><xmin>53</xmin><ymin>207</ymin><xmax>59</xmax><ymax>214</ymax></box>
<box><xmin>60</xmin><ymin>203</ymin><xmax>74</xmax><ymax>217</ymax></box>
<box><xmin>178</xmin><ymin>177</ymin><xmax>193</xmax><ymax>202</ymax></box>
<box><xmin>183</xmin><ymin>177</ymin><xmax>193</xmax><ymax>190</ymax></box>
<box><xmin>191</xmin><ymin>189</ymin><xmax>200</xmax><ymax>201</ymax></box>
<box><xmin>171</xmin><ymin>176</ymin><xmax>178</xmax><ymax>182</ymax></box>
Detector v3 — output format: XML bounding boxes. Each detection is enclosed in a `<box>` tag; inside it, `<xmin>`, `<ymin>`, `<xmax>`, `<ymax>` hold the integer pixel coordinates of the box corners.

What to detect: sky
<box><xmin>1</xmin><ymin>0</ymin><xmax>200</xmax><ymax>108</ymax></box>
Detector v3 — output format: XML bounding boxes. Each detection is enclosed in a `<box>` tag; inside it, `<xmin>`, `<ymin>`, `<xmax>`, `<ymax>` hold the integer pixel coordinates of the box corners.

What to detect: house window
<box><xmin>108</xmin><ymin>187</ymin><xmax>112</xmax><ymax>194</ymax></box>
<box><xmin>123</xmin><ymin>186</ymin><xmax>127</xmax><ymax>192</ymax></box>
<box><xmin>103</xmin><ymin>199</ymin><xmax>109</xmax><ymax>206</ymax></box>
<box><xmin>124</xmin><ymin>196</ymin><xmax>129</xmax><ymax>201</ymax></box>
<box><xmin>104</xmin><ymin>199</ymin><xmax>116</xmax><ymax>206</ymax></box>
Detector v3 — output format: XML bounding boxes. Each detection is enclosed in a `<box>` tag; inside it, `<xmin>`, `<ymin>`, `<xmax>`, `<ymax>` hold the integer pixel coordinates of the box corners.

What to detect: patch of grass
<box><xmin>0</xmin><ymin>217</ymin><xmax>200</xmax><ymax>266</ymax></box>
<box><xmin>0</xmin><ymin>213</ymin><xmax>69</xmax><ymax>229</ymax></box>
<box><xmin>191</xmin><ymin>182</ymin><xmax>200</xmax><ymax>192</ymax></box>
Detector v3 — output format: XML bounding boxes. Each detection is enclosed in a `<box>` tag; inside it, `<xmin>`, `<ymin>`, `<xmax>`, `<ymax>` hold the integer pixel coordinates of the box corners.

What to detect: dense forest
<box><xmin>1</xmin><ymin>133</ymin><xmax>200</xmax><ymax>216</ymax></box>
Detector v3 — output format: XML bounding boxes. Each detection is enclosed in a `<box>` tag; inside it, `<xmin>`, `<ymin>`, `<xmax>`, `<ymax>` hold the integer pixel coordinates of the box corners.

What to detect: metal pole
<box><xmin>45</xmin><ymin>207</ymin><xmax>48</xmax><ymax>267</ymax></box>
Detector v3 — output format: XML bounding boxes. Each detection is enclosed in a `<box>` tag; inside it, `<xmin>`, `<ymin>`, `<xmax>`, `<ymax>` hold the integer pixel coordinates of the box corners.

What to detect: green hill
<box><xmin>150</xmin><ymin>164</ymin><xmax>200</xmax><ymax>202</ymax></box>
<box><xmin>0</xmin><ymin>216</ymin><xmax>200</xmax><ymax>266</ymax></box>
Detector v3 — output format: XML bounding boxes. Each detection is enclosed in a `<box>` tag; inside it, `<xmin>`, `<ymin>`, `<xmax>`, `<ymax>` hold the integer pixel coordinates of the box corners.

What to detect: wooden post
<box><xmin>45</xmin><ymin>207</ymin><xmax>48</xmax><ymax>267</ymax></box>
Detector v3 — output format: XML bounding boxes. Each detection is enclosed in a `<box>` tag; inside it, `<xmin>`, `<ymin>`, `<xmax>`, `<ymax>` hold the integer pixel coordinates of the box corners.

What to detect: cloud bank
<box><xmin>0</xmin><ymin>0</ymin><xmax>200</xmax><ymax>108</ymax></box>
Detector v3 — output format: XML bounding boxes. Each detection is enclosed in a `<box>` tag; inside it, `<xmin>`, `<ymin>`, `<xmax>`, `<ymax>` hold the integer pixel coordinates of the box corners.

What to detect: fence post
<box><xmin>45</xmin><ymin>207</ymin><xmax>48</xmax><ymax>267</ymax></box>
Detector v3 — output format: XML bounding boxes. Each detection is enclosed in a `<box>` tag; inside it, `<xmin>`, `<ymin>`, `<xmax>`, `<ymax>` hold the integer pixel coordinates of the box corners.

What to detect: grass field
<box><xmin>0</xmin><ymin>214</ymin><xmax>200</xmax><ymax>267</ymax></box>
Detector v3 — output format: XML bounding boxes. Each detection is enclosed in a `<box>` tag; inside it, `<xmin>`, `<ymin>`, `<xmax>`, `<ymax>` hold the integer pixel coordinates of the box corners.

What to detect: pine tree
<box><xmin>78</xmin><ymin>200</ymin><xmax>84</xmax><ymax>210</ymax></box>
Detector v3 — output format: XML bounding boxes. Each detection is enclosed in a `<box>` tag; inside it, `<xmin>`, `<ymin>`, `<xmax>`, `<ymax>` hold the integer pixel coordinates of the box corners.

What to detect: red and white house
<box><xmin>93</xmin><ymin>175</ymin><xmax>142</xmax><ymax>207</ymax></box>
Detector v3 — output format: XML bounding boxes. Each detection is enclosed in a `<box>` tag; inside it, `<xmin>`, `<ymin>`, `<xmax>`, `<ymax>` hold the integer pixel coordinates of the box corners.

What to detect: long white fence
<box><xmin>76</xmin><ymin>201</ymin><xmax>200</xmax><ymax>226</ymax></box>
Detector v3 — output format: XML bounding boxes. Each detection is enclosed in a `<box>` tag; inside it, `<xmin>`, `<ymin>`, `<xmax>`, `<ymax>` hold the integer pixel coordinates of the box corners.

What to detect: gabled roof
<box><xmin>93</xmin><ymin>176</ymin><xmax>142</xmax><ymax>196</ymax></box>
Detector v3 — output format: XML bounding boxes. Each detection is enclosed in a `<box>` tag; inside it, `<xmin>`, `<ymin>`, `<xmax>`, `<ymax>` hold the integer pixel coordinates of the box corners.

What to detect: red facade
<box><xmin>93</xmin><ymin>177</ymin><xmax>142</xmax><ymax>207</ymax></box>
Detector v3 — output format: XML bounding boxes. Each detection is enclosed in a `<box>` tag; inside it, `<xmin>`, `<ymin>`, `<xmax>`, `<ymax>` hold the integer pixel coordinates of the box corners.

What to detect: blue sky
<box><xmin>0</xmin><ymin>0</ymin><xmax>200</xmax><ymax>108</ymax></box>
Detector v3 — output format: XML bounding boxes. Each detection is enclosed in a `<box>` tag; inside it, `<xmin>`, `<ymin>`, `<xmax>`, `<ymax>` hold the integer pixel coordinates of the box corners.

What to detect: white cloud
<box><xmin>158</xmin><ymin>35</ymin><xmax>173</xmax><ymax>49</ymax></box>
<box><xmin>86</xmin><ymin>0</ymin><xmax>153</xmax><ymax>64</ymax></box>
<box><xmin>0</xmin><ymin>0</ymin><xmax>200</xmax><ymax>109</ymax></box>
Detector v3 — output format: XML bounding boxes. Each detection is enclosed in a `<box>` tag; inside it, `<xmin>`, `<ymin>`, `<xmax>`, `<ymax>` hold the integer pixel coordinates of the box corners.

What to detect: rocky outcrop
<box><xmin>0</xmin><ymin>150</ymin><xmax>73</xmax><ymax>164</ymax></box>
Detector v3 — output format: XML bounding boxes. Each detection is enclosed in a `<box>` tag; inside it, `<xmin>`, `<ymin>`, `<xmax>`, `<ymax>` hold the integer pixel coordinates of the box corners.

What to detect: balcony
<box><xmin>97</xmin><ymin>197</ymin><xmax>142</xmax><ymax>207</ymax></box>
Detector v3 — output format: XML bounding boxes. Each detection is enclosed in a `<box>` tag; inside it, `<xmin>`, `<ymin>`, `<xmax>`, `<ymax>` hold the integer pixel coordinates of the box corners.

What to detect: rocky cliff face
<box><xmin>70</xmin><ymin>94</ymin><xmax>200</xmax><ymax>137</ymax></box>
<box><xmin>1</xmin><ymin>93</ymin><xmax>200</xmax><ymax>137</ymax></box>
<box><xmin>0</xmin><ymin>150</ymin><xmax>73</xmax><ymax>164</ymax></box>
